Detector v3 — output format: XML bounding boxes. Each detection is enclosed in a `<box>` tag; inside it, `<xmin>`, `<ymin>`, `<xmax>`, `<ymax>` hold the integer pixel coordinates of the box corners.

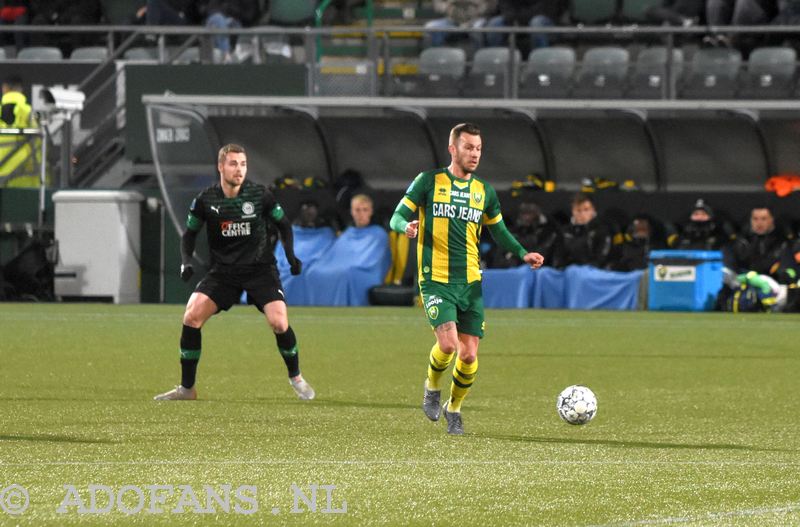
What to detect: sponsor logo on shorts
<box><xmin>220</xmin><ymin>221</ymin><xmax>251</xmax><ymax>237</ymax></box>
<box><xmin>424</xmin><ymin>295</ymin><xmax>442</xmax><ymax>309</ymax></box>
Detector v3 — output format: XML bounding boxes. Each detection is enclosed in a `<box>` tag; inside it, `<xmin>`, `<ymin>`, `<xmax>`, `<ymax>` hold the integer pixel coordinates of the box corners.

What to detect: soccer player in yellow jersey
<box><xmin>390</xmin><ymin>123</ymin><xmax>544</xmax><ymax>435</ymax></box>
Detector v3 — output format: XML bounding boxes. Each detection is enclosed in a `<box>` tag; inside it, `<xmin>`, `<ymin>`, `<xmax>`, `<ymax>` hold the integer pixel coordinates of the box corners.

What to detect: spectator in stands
<box><xmin>554</xmin><ymin>193</ymin><xmax>612</xmax><ymax>269</ymax></box>
<box><xmin>29</xmin><ymin>0</ymin><xmax>103</xmax><ymax>49</ymax></box>
<box><xmin>704</xmin><ymin>0</ymin><xmax>776</xmax><ymax>46</ymax></box>
<box><xmin>488</xmin><ymin>200</ymin><xmax>559</xmax><ymax>268</ymax></box>
<box><xmin>140</xmin><ymin>0</ymin><xmax>198</xmax><ymax>25</ymax></box>
<box><xmin>425</xmin><ymin>0</ymin><xmax>498</xmax><ymax>48</ymax></box>
<box><xmin>294</xmin><ymin>200</ymin><xmax>323</xmax><ymax>228</ymax></box>
<box><xmin>644</xmin><ymin>0</ymin><xmax>705</xmax><ymax>26</ymax></box>
<box><xmin>610</xmin><ymin>214</ymin><xmax>666</xmax><ymax>271</ymax></box>
<box><xmin>350</xmin><ymin>193</ymin><xmax>376</xmax><ymax>228</ymax></box>
<box><xmin>669</xmin><ymin>198</ymin><xmax>735</xmax><ymax>251</ymax></box>
<box><xmin>0</xmin><ymin>0</ymin><xmax>30</xmax><ymax>50</ymax></box>
<box><xmin>0</xmin><ymin>75</ymin><xmax>41</xmax><ymax>188</ymax></box>
<box><xmin>485</xmin><ymin>0</ymin><xmax>564</xmax><ymax>51</ymax></box>
<box><xmin>730</xmin><ymin>206</ymin><xmax>790</xmax><ymax>277</ymax></box>
<box><xmin>201</xmin><ymin>0</ymin><xmax>261</xmax><ymax>62</ymax></box>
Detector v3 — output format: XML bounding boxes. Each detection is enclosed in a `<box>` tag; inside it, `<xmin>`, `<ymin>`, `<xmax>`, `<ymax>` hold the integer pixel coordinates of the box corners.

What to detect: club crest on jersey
<box><xmin>220</xmin><ymin>220</ymin><xmax>251</xmax><ymax>237</ymax></box>
<box><xmin>242</xmin><ymin>201</ymin><xmax>254</xmax><ymax>215</ymax></box>
<box><xmin>472</xmin><ymin>192</ymin><xmax>483</xmax><ymax>204</ymax></box>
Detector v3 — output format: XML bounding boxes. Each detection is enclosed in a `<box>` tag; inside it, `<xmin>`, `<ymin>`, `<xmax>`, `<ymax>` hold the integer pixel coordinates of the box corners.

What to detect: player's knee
<box><xmin>182</xmin><ymin>311</ymin><xmax>204</xmax><ymax>328</ymax></box>
<box><xmin>459</xmin><ymin>349</ymin><xmax>477</xmax><ymax>364</ymax></box>
<box><xmin>268</xmin><ymin>317</ymin><xmax>288</xmax><ymax>334</ymax></box>
<box><xmin>438</xmin><ymin>339</ymin><xmax>458</xmax><ymax>355</ymax></box>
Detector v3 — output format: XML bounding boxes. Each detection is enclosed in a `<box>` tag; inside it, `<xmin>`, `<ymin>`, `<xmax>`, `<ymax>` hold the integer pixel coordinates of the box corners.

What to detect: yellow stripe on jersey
<box><xmin>417</xmin><ymin>207</ymin><xmax>426</xmax><ymax>283</ymax></box>
<box><xmin>468</xmin><ymin>179</ymin><xmax>486</xmax><ymax>211</ymax></box>
<box><xmin>483</xmin><ymin>212</ymin><xmax>503</xmax><ymax>225</ymax></box>
<box><xmin>401</xmin><ymin>196</ymin><xmax>417</xmax><ymax>212</ymax></box>
<box><xmin>433</xmin><ymin>172</ymin><xmax>451</xmax><ymax>204</ymax></box>
<box><xmin>431</xmin><ymin>172</ymin><xmax>452</xmax><ymax>282</ymax></box>
<box><xmin>466</xmin><ymin>221</ymin><xmax>481</xmax><ymax>282</ymax></box>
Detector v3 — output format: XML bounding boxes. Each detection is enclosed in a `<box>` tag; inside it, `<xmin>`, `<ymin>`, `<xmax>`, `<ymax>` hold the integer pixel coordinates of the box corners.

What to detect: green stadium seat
<box><xmin>740</xmin><ymin>47</ymin><xmax>796</xmax><ymax>99</ymax></box>
<box><xmin>628</xmin><ymin>46</ymin><xmax>684</xmax><ymax>99</ymax></box>
<box><xmin>620</xmin><ymin>0</ymin><xmax>661</xmax><ymax>22</ymax></box>
<box><xmin>680</xmin><ymin>48</ymin><xmax>742</xmax><ymax>99</ymax></box>
<box><xmin>572</xmin><ymin>46</ymin><xmax>629</xmax><ymax>98</ymax></box>
<box><xmin>463</xmin><ymin>47</ymin><xmax>521</xmax><ymax>98</ymax></box>
<box><xmin>519</xmin><ymin>46</ymin><xmax>576</xmax><ymax>99</ymax></box>
<box><xmin>17</xmin><ymin>46</ymin><xmax>63</xmax><ymax>61</ymax></box>
<box><xmin>570</xmin><ymin>0</ymin><xmax>618</xmax><ymax>24</ymax></box>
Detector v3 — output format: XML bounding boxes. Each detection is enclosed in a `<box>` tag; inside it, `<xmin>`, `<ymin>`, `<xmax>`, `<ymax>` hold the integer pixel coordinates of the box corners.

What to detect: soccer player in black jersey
<box><xmin>154</xmin><ymin>144</ymin><xmax>315</xmax><ymax>401</ymax></box>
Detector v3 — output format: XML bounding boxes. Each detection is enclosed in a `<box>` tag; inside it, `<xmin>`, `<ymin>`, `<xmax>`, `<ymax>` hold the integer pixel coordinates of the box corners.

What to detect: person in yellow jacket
<box><xmin>1</xmin><ymin>76</ymin><xmax>42</xmax><ymax>187</ymax></box>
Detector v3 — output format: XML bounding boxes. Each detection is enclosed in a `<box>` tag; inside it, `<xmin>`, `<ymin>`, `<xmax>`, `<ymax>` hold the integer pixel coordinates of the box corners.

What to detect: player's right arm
<box><xmin>389</xmin><ymin>172</ymin><xmax>429</xmax><ymax>238</ymax></box>
<box><xmin>180</xmin><ymin>195</ymin><xmax>206</xmax><ymax>281</ymax></box>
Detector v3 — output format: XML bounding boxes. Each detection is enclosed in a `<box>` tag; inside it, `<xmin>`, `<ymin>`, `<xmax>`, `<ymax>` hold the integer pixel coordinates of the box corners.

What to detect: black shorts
<box><xmin>195</xmin><ymin>266</ymin><xmax>285</xmax><ymax>312</ymax></box>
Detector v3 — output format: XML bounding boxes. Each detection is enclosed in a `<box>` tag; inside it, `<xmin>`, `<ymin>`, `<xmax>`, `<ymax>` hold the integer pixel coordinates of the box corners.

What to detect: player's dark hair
<box><xmin>571</xmin><ymin>192</ymin><xmax>595</xmax><ymax>208</ymax></box>
<box><xmin>449</xmin><ymin>123</ymin><xmax>481</xmax><ymax>146</ymax></box>
<box><xmin>218</xmin><ymin>143</ymin><xmax>246</xmax><ymax>164</ymax></box>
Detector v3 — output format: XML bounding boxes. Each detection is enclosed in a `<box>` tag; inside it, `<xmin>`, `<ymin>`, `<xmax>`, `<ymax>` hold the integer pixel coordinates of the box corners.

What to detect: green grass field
<box><xmin>1</xmin><ymin>304</ymin><xmax>799</xmax><ymax>526</ymax></box>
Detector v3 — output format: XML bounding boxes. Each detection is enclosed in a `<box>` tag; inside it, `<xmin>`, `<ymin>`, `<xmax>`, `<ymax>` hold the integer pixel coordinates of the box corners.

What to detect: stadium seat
<box><xmin>739</xmin><ymin>47</ymin><xmax>796</xmax><ymax>99</ymax></box>
<box><xmin>16</xmin><ymin>46</ymin><xmax>63</xmax><ymax>61</ymax></box>
<box><xmin>570</xmin><ymin>0</ymin><xmax>618</xmax><ymax>24</ymax></box>
<box><xmin>627</xmin><ymin>46</ymin><xmax>684</xmax><ymax>99</ymax></box>
<box><xmin>269</xmin><ymin>0</ymin><xmax>316</xmax><ymax>25</ymax></box>
<box><xmin>620</xmin><ymin>0</ymin><xmax>661</xmax><ymax>22</ymax></box>
<box><xmin>69</xmin><ymin>46</ymin><xmax>109</xmax><ymax>61</ymax></box>
<box><xmin>462</xmin><ymin>47</ymin><xmax>521</xmax><ymax>98</ymax></box>
<box><xmin>123</xmin><ymin>47</ymin><xmax>157</xmax><ymax>61</ymax></box>
<box><xmin>0</xmin><ymin>48</ymin><xmax>6</xmax><ymax>60</ymax></box>
<box><xmin>408</xmin><ymin>47</ymin><xmax>466</xmax><ymax>97</ymax></box>
<box><xmin>519</xmin><ymin>46</ymin><xmax>576</xmax><ymax>98</ymax></box>
<box><xmin>572</xmin><ymin>46</ymin><xmax>629</xmax><ymax>98</ymax></box>
<box><xmin>680</xmin><ymin>48</ymin><xmax>742</xmax><ymax>99</ymax></box>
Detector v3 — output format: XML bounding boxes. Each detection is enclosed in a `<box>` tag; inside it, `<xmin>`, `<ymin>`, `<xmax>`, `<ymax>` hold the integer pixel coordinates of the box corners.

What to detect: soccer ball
<box><xmin>556</xmin><ymin>385</ymin><xmax>597</xmax><ymax>425</ymax></box>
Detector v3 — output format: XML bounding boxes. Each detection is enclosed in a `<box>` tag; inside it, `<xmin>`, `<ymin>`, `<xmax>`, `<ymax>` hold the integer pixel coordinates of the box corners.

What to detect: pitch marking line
<box><xmin>588</xmin><ymin>503</ymin><xmax>800</xmax><ymax>526</ymax></box>
<box><xmin>1</xmin><ymin>460</ymin><xmax>799</xmax><ymax>467</ymax></box>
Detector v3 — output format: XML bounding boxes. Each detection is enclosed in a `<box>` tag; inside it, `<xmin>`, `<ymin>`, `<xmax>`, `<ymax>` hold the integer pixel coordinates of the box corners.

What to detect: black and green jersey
<box><xmin>395</xmin><ymin>168</ymin><xmax>518</xmax><ymax>284</ymax></box>
<box><xmin>186</xmin><ymin>180</ymin><xmax>285</xmax><ymax>269</ymax></box>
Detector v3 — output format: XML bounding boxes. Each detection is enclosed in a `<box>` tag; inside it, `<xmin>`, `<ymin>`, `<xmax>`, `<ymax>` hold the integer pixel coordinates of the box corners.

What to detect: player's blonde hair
<box><xmin>218</xmin><ymin>143</ymin><xmax>246</xmax><ymax>164</ymax></box>
<box><xmin>351</xmin><ymin>193</ymin><xmax>373</xmax><ymax>207</ymax></box>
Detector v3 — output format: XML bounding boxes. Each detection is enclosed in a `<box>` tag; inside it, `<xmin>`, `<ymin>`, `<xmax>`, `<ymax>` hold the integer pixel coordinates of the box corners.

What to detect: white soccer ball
<box><xmin>556</xmin><ymin>385</ymin><xmax>597</xmax><ymax>425</ymax></box>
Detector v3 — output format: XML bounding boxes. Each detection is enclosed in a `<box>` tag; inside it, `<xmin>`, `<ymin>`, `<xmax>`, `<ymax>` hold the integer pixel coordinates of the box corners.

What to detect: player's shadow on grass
<box><xmin>0</xmin><ymin>434</ymin><xmax>115</xmax><ymax>444</ymax></box>
<box><xmin>478</xmin><ymin>434</ymin><xmax>790</xmax><ymax>452</ymax></box>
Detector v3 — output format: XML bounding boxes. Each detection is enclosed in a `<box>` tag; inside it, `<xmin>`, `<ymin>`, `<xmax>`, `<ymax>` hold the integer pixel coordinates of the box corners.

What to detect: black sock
<box><xmin>180</xmin><ymin>324</ymin><xmax>201</xmax><ymax>389</ymax></box>
<box><xmin>275</xmin><ymin>326</ymin><xmax>300</xmax><ymax>378</ymax></box>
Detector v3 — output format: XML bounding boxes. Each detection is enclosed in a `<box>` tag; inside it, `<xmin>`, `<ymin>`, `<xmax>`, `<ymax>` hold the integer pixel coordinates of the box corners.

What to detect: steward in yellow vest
<box><xmin>1</xmin><ymin>76</ymin><xmax>42</xmax><ymax>187</ymax></box>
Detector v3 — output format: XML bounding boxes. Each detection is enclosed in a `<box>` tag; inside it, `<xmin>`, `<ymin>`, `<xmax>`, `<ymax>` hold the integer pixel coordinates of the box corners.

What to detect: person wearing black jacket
<box><xmin>731</xmin><ymin>206</ymin><xmax>791</xmax><ymax>277</ymax></box>
<box><xmin>488</xmin><ymin>200</ymin><xmax>559</xmax><ymax>268</ymax></box>
<box><xmin>555</xmin><ymin>193</ymin><xmax>612</xmax><ymax>269</ymax></box>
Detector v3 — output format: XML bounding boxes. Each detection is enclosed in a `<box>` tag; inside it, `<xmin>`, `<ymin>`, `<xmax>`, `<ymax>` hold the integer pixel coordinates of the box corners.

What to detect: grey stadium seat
<box><xmin>70</xmin><ymin>46</ymin><xmax>109</xmax><ymax>61</ymax></box>
<box><xmin>628</xmin><ymin>47</ymin><xmax>684</xmax><ymax>99</ymax></box>
<box><xmin>123</xmin><ymin>47</ymin><xmax>157</xmax><ymax>61</ymax></box>
<box><xmin>462</xmin><ymin>47</ymin><xmax>521</xmax><ymax>98</ymax></box>
<box><xmin>0</xmin><ymin>48</ymin><xmax>6</xmax><ymax>60</ymax></box>
<box><xmin>17</xmin><ymin>46</ymin><xmax>63</xmax><ymax>60</ymax></box>
<box><xmin>572</xmin><ymin>46</ymin><xmax>629</xmax><ymax>98</ymax></box>
<box><xmin>740</xmin><ymin>47</ymin><xmax>796</xmax><ymax>99</ymax></box>
<box><xmin>519</xmin><ymin>46</ymin><xmax>576</xmax><ymax>98</ymax></box>
<box><xmin>680</xmin><ymin>48</ymin><xmax>742</xmax><ymax>99</ymax></box>
<box><xmin>408</xmin><ymin>47</ymin><xmax>466</xmax><ymax>97</ymax></box>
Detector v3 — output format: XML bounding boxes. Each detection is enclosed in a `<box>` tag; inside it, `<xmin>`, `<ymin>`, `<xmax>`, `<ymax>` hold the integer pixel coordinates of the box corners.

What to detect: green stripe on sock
<box><xmin>279</xmin><ymin>345</ymin><xmax>298</xmax><ymax>358</ymax></box>
<box><xmin>180</xmin><ymin>348</ymin><xmax>201</xmax><ymax>360</ymax></box>
<box><xmin>429</xmin><ymin>360</ymin><xmax>448</xmax><ymax>372</ymax></box>
<box><xmin>451</xmin><ymin>376</ymin><xmax>473</xmax><ymax>389</ymax></box>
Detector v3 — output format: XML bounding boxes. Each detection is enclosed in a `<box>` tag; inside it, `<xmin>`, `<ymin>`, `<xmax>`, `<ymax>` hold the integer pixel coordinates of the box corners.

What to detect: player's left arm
<box><xmin>264</xmin><ymin>192</ymin><xmax>302</xmax><ymax>275</ymax></box>
<box><xmin>483</xmin><ymin>188</ymin><xmax>544</xmax><ymax>269</ymax></box>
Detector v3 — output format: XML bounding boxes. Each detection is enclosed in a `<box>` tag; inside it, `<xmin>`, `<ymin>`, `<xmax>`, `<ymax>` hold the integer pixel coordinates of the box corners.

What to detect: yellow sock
<box><xmin>426</xmin><ymin>343</ymin><xmax>454</xmax><ymax>391</ymax></box>
<box><xmin>448</xmin><ymin>356</ymin><xmax>478</xmax><ymax>413</ymax></box>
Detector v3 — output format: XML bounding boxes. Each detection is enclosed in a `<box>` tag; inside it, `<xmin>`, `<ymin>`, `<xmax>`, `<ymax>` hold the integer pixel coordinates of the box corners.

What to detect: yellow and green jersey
<box><xmin>392</xmin><ymin>168</ymin><xmax>527</xmax><ymax>284</ymax></box>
